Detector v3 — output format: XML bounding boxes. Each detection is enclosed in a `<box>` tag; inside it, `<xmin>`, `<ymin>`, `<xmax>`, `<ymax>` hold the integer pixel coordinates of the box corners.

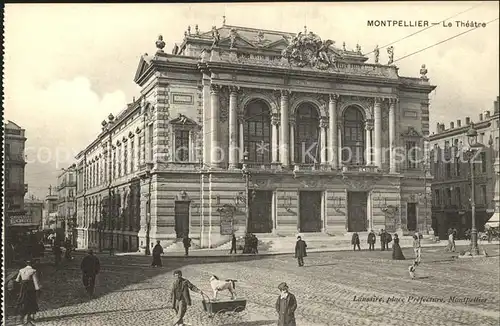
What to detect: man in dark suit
<box><xmin>229</xmin><ymin>234</ymin><xmax>237</xmax><ymax>254</ymax></box>
<box><xmin>275</xmin><ymin>282</ymin><xmax>297</xmax><ymax>326</ymax></box>
<box><xmin>170</xmin><ymin>270</ymin><xmax>201</xmax><ymax>326</ymax></box>
<box><xmin>379</xmin><ymin>229</ymin><xmax>387</xmax><ymax>251</ymax></box>
<box><xmin>294</xmin><ymin>236</ymin><xmax>307</xmax><ymax>267</ymax></box>
<box><xmin>182</xmin><ymin>236</ymin><xmax>191</xmax><ymax>256</ymax></box>
<box><xmin>367</xmin><ymin>230</ymin><xmax>376</xmax><ymax>251</ymax></box>
<box><xmin>80</xmin><ymin>250</ymin><xmax>101</xmax><ymax>298</ymax></box>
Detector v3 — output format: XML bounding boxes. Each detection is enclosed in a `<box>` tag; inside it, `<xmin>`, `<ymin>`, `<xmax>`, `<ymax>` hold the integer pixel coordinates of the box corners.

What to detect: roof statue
<box><xmin>229</xmin><ymin>28</ymin><xmax>237</xmax><ymax>49</ymax></box>
<box><xmin>156</xmin><ymin>35</ymin><xmax>166</xmax><ymax>52</ymax></box>
<box><xmin>281</xmin><ymin>30</ymin><xmax>338</xmax><ymax>70</ymax></box>
<box><xmin>374</xmin><ymin>45</ymin><xmax>379</xmax><ymax>64</ymax></box>
<box><xmin>420</xmin><ymin>64</ymin><xmax>428</xmax><ymax>80</ymax></box>
<box><xmin>211</xmin><ymin>26</ymin><xmax>221</xmax><ymax>47</ymax></box>
<box><xmin>172</xmin><ymin>43</ymin><xmax>179</xmax><ymax>55</ymax></box>
<box><xmin>387</xmin><ymin>46</ymin><xmax>394</xmax><ymax>65</ymax></box>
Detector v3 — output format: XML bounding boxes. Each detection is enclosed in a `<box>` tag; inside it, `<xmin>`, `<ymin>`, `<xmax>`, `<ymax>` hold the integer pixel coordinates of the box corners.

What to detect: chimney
<box><xmin>479</xmin><ymin>113</ymin><xmax>483</xmax><ymax>121</ymax></box>
<box><xmin>485</xmin><ymin>110</ymin><xmax>490</xmax><ymax>118</ymax></box>
<box><xmin>436</xmin><ymin>122</ymin><xmax>440</xmax><ymax>133</ymax></box>
<box><xmin>457</xmin><ymin>119</ymin><xmax>461</xmax><ymax>127</ymax></box>
<box><xmin>465</xmin><ymin>117</ymin><xmax>470</xmax><ymax>125</ymax></box>
<box><xmin>495</xmin><ymin>97</ymin><xmax>499</xmax><ymax>113</ymax></box>
<box><xmin>450</xmin><ymin>121</ymin><xmax>454</xmax><ymax>129</ymax></box>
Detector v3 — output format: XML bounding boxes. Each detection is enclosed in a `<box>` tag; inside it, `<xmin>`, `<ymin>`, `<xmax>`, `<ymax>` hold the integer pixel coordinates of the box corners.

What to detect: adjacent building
<box><xmin>75</xmin><ymin>23</ymin><xmax>436</xmax><ymax>252</ymax></box>
<box><xmin>57</xmin><ymin>165</ymin><xmax>77</xmax><ymax>242</ymax></box>
<box><xmin>4</xmin><ymin>121</ymin><xmax>33</xmax><ymax>239</ymax></box>
<box><xmin>42</xmin><ymin>186</ymin><xmax>59</xmax><ymax>230</ymax></box>
<box><xmin>24</xmin><ymin>196</ymin><xmax>44</xmax><ymax>229</ymax></box>
<box><xmin>429</xmin><ymin>97</ymin><xmax>499</xmax><ymax>239</ymax></box>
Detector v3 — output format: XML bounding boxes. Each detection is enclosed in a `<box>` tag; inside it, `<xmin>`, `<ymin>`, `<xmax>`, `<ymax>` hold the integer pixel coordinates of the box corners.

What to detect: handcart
<box><xmin>201</xmin><ymin>292</ymin><xmax>247</xmax><ymax>324</ymax></box>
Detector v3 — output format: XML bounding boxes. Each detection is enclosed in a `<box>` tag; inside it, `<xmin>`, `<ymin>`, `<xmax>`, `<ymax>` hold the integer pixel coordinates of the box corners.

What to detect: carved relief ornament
<box><xmin>237</xmin><ymin>88</ymin><xmax>280</xmax><ymax>115</ymax></box>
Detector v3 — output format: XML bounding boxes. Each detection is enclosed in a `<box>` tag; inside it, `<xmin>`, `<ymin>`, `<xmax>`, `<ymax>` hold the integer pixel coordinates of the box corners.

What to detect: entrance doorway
<box><xmin>347</xmin><ymin>192</ymin><xmax>368</xmax><ymax>232</ymax></box>
<box><xmin>299</xmin><ymin>191</ymin><xmax>322</xmax><ymax>232</ymax></box>
<box><xmin>407</xmin><ymin>203</ymin><xmax>417</xmax><ymax>232</ymax></box>
<box><xmin>174</xmin><ymin>201</ymin><xmax>190</xmax><ymax>238</ymax></box>
<box><xmin>248</xmin><ymin>190</ymin><xmax>273</xmax><ymax>233</ymax></box>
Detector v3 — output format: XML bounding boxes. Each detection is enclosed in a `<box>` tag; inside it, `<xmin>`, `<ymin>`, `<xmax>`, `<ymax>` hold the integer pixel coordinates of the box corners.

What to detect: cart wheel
<box><xmin>212</xmin><ymin>309</ymin><xmax>228</xmax><ymax>325</ymax></box>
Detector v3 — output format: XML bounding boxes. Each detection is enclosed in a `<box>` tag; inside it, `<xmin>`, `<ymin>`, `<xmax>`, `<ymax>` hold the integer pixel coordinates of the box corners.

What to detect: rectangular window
<box><xmin>445</xmin><ymin>162</ymin><xmax>451</xmax><ymax>178</ymax></box>
<box><xmin>481</xmin><ymin>185</ymin><xmax>487</xmax><ymax>205</ymax></box>
<box><xmin>124</xmin><ymin>143</ymin><xmax>128</xmax><ymax>175</ymax></box>
<box><xmin>446</xmin><ymin>188</ymin><xmax>452</xmax><ymax>206</ymax></box>
<box><xmin>444</xmin><ymin>140</ymin><xmax>450</xmax><ymax>148</ymax></box>
<box><xmin>148</xmin><ymin>124</ymin><xmax>154</xmax><ymax>161</ymax></box>
<box><xmin>480</xmin><ymin>152</ymin><xmax>487</xmax><ymax>173</ymax></box>
<box><xmin>130</xmin><ymin>140</ymin><xmax>135</xmax><ymax>172</ymax></box>
<box><xmin>406</xmin><ymin>141</ymin><xmax>417</xmax><ymax>169</ymax></box>
<box><xmin>112</xmin><ymin>151</ymin><xmax>116</xmax><ymax>179</ymax></box>
<box><xmin>103</xmin><ymin>162</ymin><xmax>107</xmax><ymax>183</ymax></box>
<box><xmin>139</xmin><ymin>135</ymin><xmax>144</xmax><ymax>164</ymax></box>
<box><xmin>6</xmin><ymin>143</ymin><xmax>10</xmax><ymax>157</ymax></box>
<box><xmin>117</xmin><ymin>147</ymin><xmax>122</xmax><ymax>177</ymax></box>
<box><xmin>456</xmin><ymin>187</ymin><xmax>461</xmax><ymax>207</ymax></box>
<box><xmin>455</xmin><ymin>157</ymin><xmax>461</xmax><ymax>176</ymax></box>
<box><xmin>175</xmin><ymin>129</ymin><xmax>190</xmax><ymax>162</ymax></box>
<box><xmin>434</xmin><ymin>189</ymin><xmax>440</xmax><ymax>206</ymax></box>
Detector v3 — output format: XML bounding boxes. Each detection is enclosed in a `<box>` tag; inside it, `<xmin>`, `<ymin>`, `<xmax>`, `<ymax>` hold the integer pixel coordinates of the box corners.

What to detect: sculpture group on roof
<box><xmin>281</xmin><ymin>29</ymin><xmax>339</xmax><ymax>70</ymax></box>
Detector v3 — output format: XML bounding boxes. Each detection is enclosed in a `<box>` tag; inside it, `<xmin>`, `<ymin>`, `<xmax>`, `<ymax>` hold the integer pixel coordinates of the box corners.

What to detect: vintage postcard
<box><xmin>3</xmin><ymin>2</ymin><xmax>499</xmax><ymax>326</ymax></box>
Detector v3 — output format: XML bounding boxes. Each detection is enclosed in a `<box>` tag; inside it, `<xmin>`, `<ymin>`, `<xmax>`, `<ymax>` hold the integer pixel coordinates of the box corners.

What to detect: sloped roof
<box><xmin>4</xmin><ymin>120</ymin><xmax>23</xmax><ymax>130</ymax></box>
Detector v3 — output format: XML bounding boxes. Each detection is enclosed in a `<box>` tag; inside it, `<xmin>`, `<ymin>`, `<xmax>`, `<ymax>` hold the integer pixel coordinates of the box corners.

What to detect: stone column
<box><xmin>290</xmin><ymin>118</ymin><xmax>296</xmax><ymax>164</ymax></box>
<box><xmin>320</xmin><ymin>117</ymin><xmax>328</xmax><ymax>164</ymax></box>
<box><xmin>365</xmin><ymin>123</ymin><xmax>372</xmax><ymax>165</ymax></box>
<box><xmin>389</xmin><ymin>98</ymin><xmax>397</xmax><ymax>173</ymax></box>
<box><xmin>228</xmin><ymin>86</ymin><xmax>239</xmax><ymax>169</ymax></box>
<box><xmin>238</xmin><ymin>115</ymin><xmax>245</xmax><ymax>161</ymax></box>
<box><xmin>280</xmin><ymin>90</ymin><xmax>290</xmax><ymax>167</ymax></box>
<box><xmin>271</xmin><ymin>114</ymin><xmax>280</xmax><ymax>163</ymax></box>
<box><xmin>374</xmin><ymin>98</ymin><xmax>383</xmax><ymax>168</ymax></box>
<box><xmin>210</xmin><ymin>85</ymin><xmax>220</xmax><ymax>167</ymax></box>
<box><xmin>329</xmin><ymin>94</ymin><xmax>339</xmax><ymax>169</ymax></box>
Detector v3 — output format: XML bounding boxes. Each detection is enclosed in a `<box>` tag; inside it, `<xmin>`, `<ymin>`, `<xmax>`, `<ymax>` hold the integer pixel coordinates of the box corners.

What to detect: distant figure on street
<box><xmin>367</xmin><ymin>230</ymin><xmax>376</xmax><ymax>251</ymax></box>
<box><xmin>413</xmin><ymin>235</ymin><xmax>421</xmax><ymax>263</ymax></box>
<box><xmin>294</xmin><ymin>236</ymin><xmax>307</xmax><ymax>267</ymax></box>
<box><xmin>392</xmin><ymin>234</ymin><xmax>405</xmax><ymax>260</ymax></box>
<box><xmin>183</xmin><ymin>236</ymin><xmax>192</xmax><ymax>256</ymax></box>
<box><xmin>151</xmin><ymin>241</ymin><xmax>164</xmax><ymax>267</ymax></box>
<box><xmin>408</xmin><ymin>260</ymin><xmax>419</xmax><ymax>279</ymax></box>
<box><xmin>379</xmin><ymin>229</ymin><xmax>387</xmax><ymax>251</ymax></box>
<box><xmin>64</xmin><ymin>238</ymin><xmax>73</xmax><ymax>261</ymax></box>
<box><xmin>170</xmin><ymin>270</ymin><xmax>202</xmax><ymax>326</ymax></box>
<box><xmin>230</xmin><ymin>234</ymin><xmax>237</xmax><ymax>254</ymax></box>
<box><xmin>15</xmin><ymin>260</ymin><xmax>41</xmax><ymax>325</ymax></box>
<box><xmin>38</xmin><ymin>241</ymin><xmax>45</xmax><ymax>258</ymax></box>
<box><xmin>487</xmin><ymin>227</ymin><xmax>493</xmax><ymax>243</ymax></box>
<box><xmin>251</xmin><ymin>234</ymin><xmax>259</xmax><ymax>254</ymax></box>
<box><xmin>351</xmin><ymin>232</ymin><xmax>361</xmax><ymax>251</ymax></box>
<box><xmin>80</xmin><ymin>250</ymin><xmax>101</xmax><ymax>298</ymax></box>
<box><xmin>275</xmin><ymin>282</ymin><xmax>297</xmax><ymax>326</ymax></box>
<box><xmin>447</xmin><ymin>230</ymin><xmax>456</xmax><ymax>252</ymax></box>
<box><xmin>53</xmin><ymin>244</ymin><xmax>62</xmax><ymax>266</ymax></box>
<box><xmin>385</xmin><ymin>231</ymin><xmax>392</xmax><ymax>250</ymax></box>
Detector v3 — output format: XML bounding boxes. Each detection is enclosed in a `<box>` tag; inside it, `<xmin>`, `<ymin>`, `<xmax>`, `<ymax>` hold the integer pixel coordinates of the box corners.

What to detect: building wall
<box><xmin>25</xmin><ymin>201</ymin><xmax>43</xmax><ymax>228</ymax></box>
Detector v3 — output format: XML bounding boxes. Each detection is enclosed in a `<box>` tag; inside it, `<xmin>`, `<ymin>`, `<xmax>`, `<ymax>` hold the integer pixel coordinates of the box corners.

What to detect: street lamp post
<box><xmin>145</xmin><ymin>163</ymin><xmax>153</xmax><ymax>256</ymax></box>
<box><xmin>466</xmin><ymin>124</ymin><xmax>481</xmax><ymax>256</ymax></box>
<box><xmin>242</xmin><ymin>151</ymin><xmax>250</xmax><ymax>233</ymax></box>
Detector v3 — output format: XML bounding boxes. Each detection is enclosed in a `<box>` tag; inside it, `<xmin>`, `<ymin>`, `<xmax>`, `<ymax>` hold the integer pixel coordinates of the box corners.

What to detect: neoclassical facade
<box><xmin>76</xmin><ymin>23</ymin><xmax>436</xmax><ymax>251</ymax></box>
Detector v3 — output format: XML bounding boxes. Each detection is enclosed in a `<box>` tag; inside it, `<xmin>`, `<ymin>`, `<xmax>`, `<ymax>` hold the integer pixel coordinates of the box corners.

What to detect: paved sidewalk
<box><xmin>113</xmin><ymin>240</ymin><xmax>500</xmax><ymax>258</ymax></box>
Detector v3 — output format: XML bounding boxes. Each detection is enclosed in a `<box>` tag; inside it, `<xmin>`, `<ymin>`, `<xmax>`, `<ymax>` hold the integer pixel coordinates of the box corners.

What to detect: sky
<box><xmin>4</xmin><ymin>2</ymin><xmax>499</xmax><ymax>199</ymax></box>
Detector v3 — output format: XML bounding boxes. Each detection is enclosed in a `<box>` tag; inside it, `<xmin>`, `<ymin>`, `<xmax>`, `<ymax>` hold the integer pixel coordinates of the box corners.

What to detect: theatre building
<box><xmin>76</xmin><ymin>23</ymin><xmax>435</xmax><ymax>251</ymax></box>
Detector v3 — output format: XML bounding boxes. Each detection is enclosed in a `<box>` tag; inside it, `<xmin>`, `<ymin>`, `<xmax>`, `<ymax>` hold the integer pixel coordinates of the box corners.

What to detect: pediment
<box><xmin>170</xmin><ymin>114</ymin><xmax>198</xmax><ymax>126</ymax></box>
<box><xmin>133</xmin><ymin>56</ymin><xmax>152</xmax><ymax>84</ymax></box>
<box><xmin>219</xmin><ymin>35</ymin><xmax>256</xmax><ymax>49</ymax></box>
<box><xmin>263</xmin><ymin>38</ymin><xmax>290</xmax><ymax>51</ymax></box>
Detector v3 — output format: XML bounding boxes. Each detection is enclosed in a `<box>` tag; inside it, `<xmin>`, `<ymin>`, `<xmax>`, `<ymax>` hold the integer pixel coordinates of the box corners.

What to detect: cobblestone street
<box><xmin>5</xmin><ymin>244</ymin><xmax>500</xmax><ymax>326</ymax></box>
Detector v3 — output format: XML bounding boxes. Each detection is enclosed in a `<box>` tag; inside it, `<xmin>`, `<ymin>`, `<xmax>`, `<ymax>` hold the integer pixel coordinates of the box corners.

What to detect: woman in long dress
<box><xmin>16</xmin><ymin>260</ymin><xmax>41</xmax><ymax>324</ymax></box>
<box><xmin>392</xmin><ymin>234</ymin><xmax>406</xmax><ymax>260</ymax></box>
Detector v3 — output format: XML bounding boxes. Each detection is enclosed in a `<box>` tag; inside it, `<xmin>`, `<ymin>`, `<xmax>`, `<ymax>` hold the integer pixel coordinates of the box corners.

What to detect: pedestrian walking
<box><xmin>392</xmin><ymin>234</ymin><xmax>405</xmax><ymax>260</ymax></box>
<box><xmin>229</xmin><ymin>234</ymin><xmax>237</xmax><ymax>254</ymax></box>
<box><xmin>385</xmin><ymin>231</ymin><xmax>392</xmax><ymax>251</ymax></box>
<box><xmin>170</xmin><ymin>270</ymin><xmax>203</xmax><ymax>326</ymax></box>
<box><xmin>183</xmin><ymin>235</ymin><xmax>191</xmax><ymax>256</ymax></box>
<box><xmin>251</xmin><ymin>234</ymin><xmax>259</xmax><ymax>254</ymax></box>
<box><xmin>294</xmin><ymin>236</ymin><xmax>307</xmax><ymax>267</ymax></box>
<box><xmin>379</xmin><ymin>229</ymin><xmax>387</xmax><ymax>251</ymax></box>
<box><xmin>15</xmin><ymin>260</ymin><xmax>41</xmax><ymax>325</ymax></box>
<box><xmin>367</xmin><ymin>230</ymin><xmax>376</xmax><ymax>251</ymax></box>
<box><xmin>53</xmin><ymin>244</ymin><xmax>62</xmax><ymax>266</ymax></box>
<box><xmin>151</xmin><ymin>241</ymin><xmax>164</xmax><ymax>267</ymax></box>
<box><xmin>351</xmin><ymin>233</ymin><xmax>361</xmax><ymax>251</ymax></box>
<box><xmin>80</xmin><ymin>250</ymin><xmax>101</xmax><ymax>298</ymax></box>
<box><xmin>275</xmin><ymin>282</ymin><xmax>297</xmax><ymax>326</ymax></box>
<box><xmin>413</xmin><ymin>235</ymin><xmax>421</xmax><ymax>263</ymax></box>
<box><xmin>447</xmin><ymin>230</ymin><xmax>456</xmax><ymax>252</ymax></box>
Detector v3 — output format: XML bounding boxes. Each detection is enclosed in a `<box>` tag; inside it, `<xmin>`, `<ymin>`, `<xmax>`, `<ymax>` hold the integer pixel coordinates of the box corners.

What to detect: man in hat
<box><xmin>294</xmin><ymin>236</ymin><xmax>307</xmax><ymax>267</ymax></box>
<box><xmin>80</xmin><ymin>250</ymin><xmax>101</xmax><ymax>298</ymax></box>
<box><xmin>170</xmin><ymin>270</ymin><xmax>203</xmax><ymax>326</ymax></box>
<box><xmin>275</xmin><ymin>282</ymin><xmax>297</xmax><ymax>326</ymax></box>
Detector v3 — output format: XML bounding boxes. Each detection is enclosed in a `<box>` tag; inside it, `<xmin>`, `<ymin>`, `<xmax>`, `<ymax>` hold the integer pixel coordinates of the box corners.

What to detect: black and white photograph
<box><xmin>3</xmin><ymin>2</ymin><xmax>499</xmax><ymax>325</ymax></box>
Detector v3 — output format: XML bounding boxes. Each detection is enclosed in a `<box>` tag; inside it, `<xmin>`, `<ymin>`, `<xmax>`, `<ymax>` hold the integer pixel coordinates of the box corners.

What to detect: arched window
<box><xmin>342</xmin><ymin>106</ymin><xmax>365</xmax><ymax>165</ymax></box>
<box><xmin>244</xmin><ymin>100</ymin><xmax>271</xmax><ymax>163</ymax></box>
<box><xmin>294</xmin><ymin>103</ymin><xmax>319</xmax><ymax>164</ymax></box>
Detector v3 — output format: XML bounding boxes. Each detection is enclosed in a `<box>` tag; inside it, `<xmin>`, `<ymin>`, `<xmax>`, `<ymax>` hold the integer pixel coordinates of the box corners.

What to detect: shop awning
<box><xmin>485</xmin><ymin>213</ymin><xmax>500</xmax><ymax>228</ymax></box>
